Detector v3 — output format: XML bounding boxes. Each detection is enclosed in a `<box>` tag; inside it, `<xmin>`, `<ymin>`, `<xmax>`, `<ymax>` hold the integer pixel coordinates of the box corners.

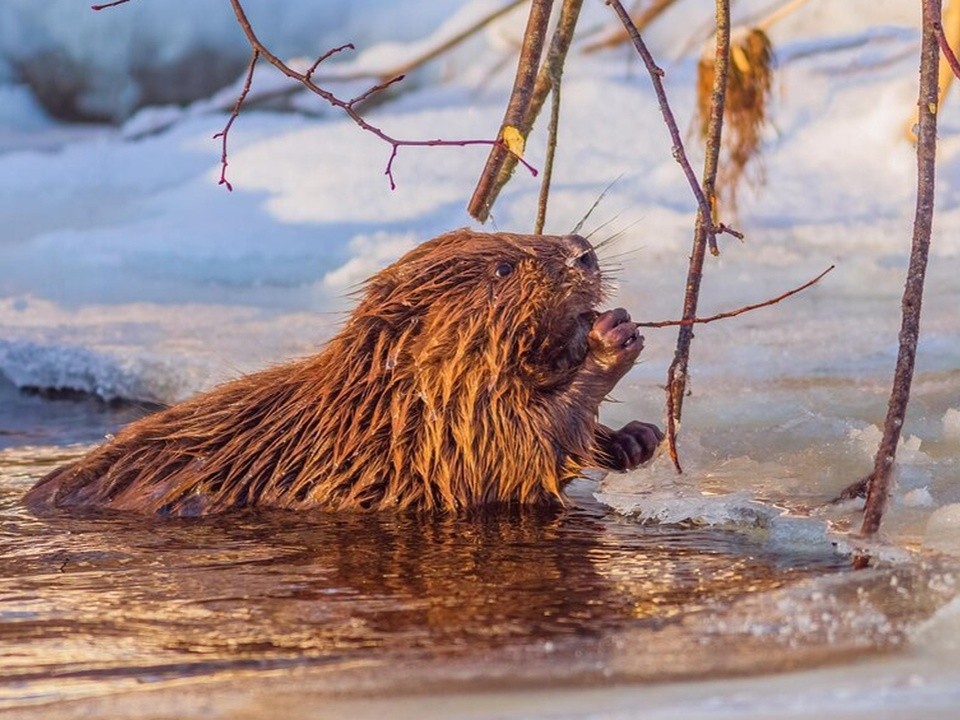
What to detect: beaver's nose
<box><xmin>562</xmin><ymin>234</ymin><xmax>599</xmax><ymax>274</ymax></box>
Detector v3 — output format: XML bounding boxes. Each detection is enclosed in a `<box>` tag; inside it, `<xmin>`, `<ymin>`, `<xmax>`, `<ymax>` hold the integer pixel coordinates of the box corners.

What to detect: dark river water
<box><xmin>0</xmin><ymin>385</ymin><xmax>956</xmax><ymax>717</ymax></box>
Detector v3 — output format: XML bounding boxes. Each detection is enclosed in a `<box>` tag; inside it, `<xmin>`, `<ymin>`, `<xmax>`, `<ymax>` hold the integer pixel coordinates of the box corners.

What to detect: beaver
<box><xmin>24</xmin><ymin>229</ymin><xmax>662</xmax><ymax>516</ymax></box>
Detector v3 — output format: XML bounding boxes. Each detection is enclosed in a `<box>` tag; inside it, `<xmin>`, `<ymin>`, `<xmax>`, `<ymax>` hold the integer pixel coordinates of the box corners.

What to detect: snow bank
<box><xmin>0</xmin><ymin>0</ymin><xmax>465</xmax><ymax>121</ymax></box>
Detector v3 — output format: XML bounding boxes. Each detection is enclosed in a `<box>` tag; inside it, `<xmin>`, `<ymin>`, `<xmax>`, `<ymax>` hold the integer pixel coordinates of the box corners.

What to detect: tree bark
<box><xmin>860</xmin><ymin>0</ymin><xmax>941</xmax><ymax>536</ymax></box>
<box><xmin>663</xmin><ymin>0</ymin><xmax>731</xmax><ymax>471</ymax></box>
<box><xmin>467</xmin><ymin>0</ymin><xmax>554</xmax><ymax>222</ymax></box>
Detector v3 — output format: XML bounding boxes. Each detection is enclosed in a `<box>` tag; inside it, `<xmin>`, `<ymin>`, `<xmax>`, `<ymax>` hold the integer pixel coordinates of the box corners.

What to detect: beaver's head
<box><xmin>355</xmin><ymin>230</ymin><xmax>611</xmax><ymax>382</ymax></box>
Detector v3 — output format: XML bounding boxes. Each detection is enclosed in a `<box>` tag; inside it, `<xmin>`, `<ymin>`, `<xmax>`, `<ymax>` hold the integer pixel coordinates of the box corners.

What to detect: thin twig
<box><xmin>220</xmin><ymin>0</ymin><xmax>537</xmax><ymax>190</ymax></box>
<box><xmin>305</xmin><ymin>43</ymin><xmax>355</xmax><ymax>82</ymax></box>
<box><xmin>534</xmin><ymin>68</ymin><xmax>563</xmax><ymax>234</ymax></box>
<box><xmin>605</xmin><ymin>0</ymin><xmax>740</xmax><ymax>258</ymax></box>
<box><xmin>636</xmin><ymin>265</ymin><xmax>834</xmax><ymax>328</ymax></box>
<box><xmin>116</xmin><ymin>2</ymin><xmax>529</xmax><ymax>143</ymax></box>
<box><xmin>933</xmin><ymin>16</ymin><xmax>960</xmax><ymax>80</ymax></box>
<box><xmin>533</xmin><ymin>0</ymin><xmax>586</xmax><ymax>234</ymax></box>
<box><xmin>348</xmin><ymin>74</ymin><xmax>406</xmax><ymax>108</ymax></box>
<box><xmin>213</xmin><ymin>49</ymin><xmax>259</xmax><ymax>191</ymax></box>
<box><xmin>858</xmin><ymin>0</ymin><xmax>941</xmax><ymax>541</ymax></box>
<box><xmin>664</xmin><ymin>0</ymin><xmax>731</xmax><ymax>471</ymax></box>
<box><xmin>468</xmin><ymin>0</ymin><xmax>555</xmax><ymax>221</ymax></box>
<box><xmin>91</xmin><ymin>0</ymin><xmax>131</xmax><ymax>9</ymax></box>
<box><xmin>98</xmin><ymin>0</ymin><xmax>537</xmax><ymax>190</ymax></box>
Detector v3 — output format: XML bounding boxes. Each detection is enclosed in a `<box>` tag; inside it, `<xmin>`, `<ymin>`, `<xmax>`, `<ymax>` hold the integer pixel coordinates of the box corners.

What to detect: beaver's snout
<box><xmin>561</xmin><ymin>234</ymin><xmax>599</xmax><ymax>274</ymax></box>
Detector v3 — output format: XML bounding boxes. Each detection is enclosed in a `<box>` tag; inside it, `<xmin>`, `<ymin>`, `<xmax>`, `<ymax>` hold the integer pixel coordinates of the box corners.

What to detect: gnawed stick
<box><xmin>467</xmin><ymin>0</ymin><xmax>554</xmax><ymax>221</ymax></box>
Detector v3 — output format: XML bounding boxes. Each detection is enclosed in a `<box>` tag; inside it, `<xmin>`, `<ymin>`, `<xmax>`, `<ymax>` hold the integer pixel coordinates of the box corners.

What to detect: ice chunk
<box><xmin>596</xmin><ymin>484</ymin><xmax>778</xmax><ymax>528</ymax></box>
<box><xmin>944</xmin><ymin>408</ymin><xmax>960</xmax><ymax>442</ymax></box>
<box><xmin>922</xmin><ymin>504</ymin><xmax>960</xmax><ymax>555</ymax></box>
<box><xmin>765</xmin><ymin>515</ymin><xmax>838</xmax><ymax>555</ymax></box>
<box><xmin>902</xmin><ymin>487</ymin><xmax>935</xmax><ymax>508</ymax></box>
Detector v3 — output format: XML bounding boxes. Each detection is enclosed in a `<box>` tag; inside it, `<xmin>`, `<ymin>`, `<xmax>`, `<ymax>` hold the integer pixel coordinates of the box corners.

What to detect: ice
<box><xmin>944</xmin><ymin>408</ymin><xmax>960</xmax><ymax>441</ymax></box>
<box><xmin>596</xmin><ymin>485</ymin><xmax>778</xmax><ymax>528</ymax></box>
<box><xmin>902</xmin><ymin>487</ymin><xmax>935</xmax><ymax>508</ymax></box>
<box><xmin>923</xmin><ymin>504</ymin><xmax>960</xmax><ymax>556</ymax></box>
<box><xmin>912</xmin><ymin>593</ymin><xmax>960</xmax><ymax>654</ymax></box>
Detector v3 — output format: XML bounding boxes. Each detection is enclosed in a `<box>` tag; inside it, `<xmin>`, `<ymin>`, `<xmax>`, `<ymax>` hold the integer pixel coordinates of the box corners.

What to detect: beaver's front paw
<box><xmin>596</xmin><ymin>421</ymin><xmax>664</xmax><ymax>471</ymax></box>
<box><xmin>587</xmin><ymin>308</ymin><xmax>643</xmax><ymax>372</ymax></box>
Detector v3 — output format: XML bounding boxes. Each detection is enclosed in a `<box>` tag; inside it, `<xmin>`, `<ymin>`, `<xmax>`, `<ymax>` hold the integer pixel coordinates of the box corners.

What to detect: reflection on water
<box><xmin>0</xmin><ymin>438</ymin><xmax>957</xmax><ymax>712</ymax></box>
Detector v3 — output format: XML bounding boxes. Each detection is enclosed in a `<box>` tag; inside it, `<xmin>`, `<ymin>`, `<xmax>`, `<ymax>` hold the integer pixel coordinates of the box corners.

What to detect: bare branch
<box><xmin>212</xmin><ymin>49</ymin><xmax>259</xmax><ymax>191</ymax></box>
<box><xmin>532</xmin><ymin>0</ymin><xmax>585</xmax><ymax>233</ymax></box>
<box><xmin>91</xmin><ymin>0</ymin><xmax>132</xmax><ymax>9</ymax></box>
<box><xmin>305</xmin><ymin>43</ymin><xmax>355</xmax><ymax>82</ymax></box>
<box><xmin>477</xmin><ymin>0</ymin><xmax>585</xmax><ymax>223</ymax></box>
<box><xmin>468</xmin><ymin>0</ymin><xmax>555</xmax><ymax>221</ymax></box>
<box><xmin>223</xmin><ymin>0</ymin><xmax>539</xmax><ymax>190</ymax></box>
<box><xmin>348</xmin><ymin>74</ymin><xmax>406</xmax><ymax>108</ymax></box>
<box><xmin>636</xmin><ymin>265</ymin><xmax>834</xmax><ymax>328</ymax></box>
<box><xmin>933</xmin><ymin>15</ymin><xmax>960</xmax><ymax>81</ymax></box>
<box><xmin>605</xmin><ymin>0</ymin><xmax>738</xmax><ymax>256</ymax></box>
<box><xmin>859</xmin><ymin>0</ymin><xmax>941</xmax><ymax>539</ymax></box>
<box><xmin>664</xmin><ymin>0</ymin><xmax>731</xmax><ymax>471</ymax></box>
<box><xmin>534</xmin><ymin>64</ymin><xmax>563</xmax><ymax>234</ymax></box>
<box><xmin>99</xmin><ymin>0</ymin><xmax>537</xmax><ymax>190</ymax></box>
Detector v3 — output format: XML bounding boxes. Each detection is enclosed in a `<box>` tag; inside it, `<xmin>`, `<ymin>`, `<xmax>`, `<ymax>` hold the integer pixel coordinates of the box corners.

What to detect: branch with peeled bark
<box><xmin>467</xmin><ymin>0</ymin><xmax>555</xmax><ymax>222</ymax></box>
<box><xmin>473</xmin><ymin>0</ymin><xmax>586</xmax><ymax>224</ymax></box>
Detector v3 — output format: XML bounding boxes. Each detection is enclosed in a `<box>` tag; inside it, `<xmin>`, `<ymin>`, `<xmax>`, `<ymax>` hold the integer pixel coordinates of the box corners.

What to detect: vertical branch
<box><xmin>467</xmin><ymin>0</ymin><xmax>554</xmax><ymax>222</ymax></box>
<box><xmin>533</xmin><ymin>0</ymin><xmax>587</xmax><ymax>233</ymax></box>
<box><xmin>504</xmin><ymin>0</ymin><xmax>585</xmax><ymax>223</ymax></box>
<box><xmin>534</xmin><ymin>64</ymin><xmax>563</xmax><ymax>234</ymax></box>
<box><xmin>606</xmin><ymin>0</ymin><xmax>732</xmax><ymax>255</ymax></box>
<box><xmin>860</xmin><ymin>0</ymin><xmax>941</xmax><ymax>537</ymax></box>
<box><xmin>663</xmin><ymin>0</ymin><xmax>731</xmax><ymax>472</ymax></box>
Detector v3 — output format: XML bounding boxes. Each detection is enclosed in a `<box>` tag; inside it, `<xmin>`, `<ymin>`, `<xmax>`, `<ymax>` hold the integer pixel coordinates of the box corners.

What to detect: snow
<box><xmin>1</xmin><ymin>0</ymin><xmax>960</xmax><ymax>713</ymax></box>
<box><xmin>924</xmin><ymin>504</ymin><xmax>960</xmax><ymax>555</ymax></box>
<box><xmin>944</xmin><ymin>408</ymin><xmax>960</xmax><ymax>441</ymax></box>
<box><xmin>0</xmin><ymin>0</ymin><xmax>466</xmax><ymax>121</ymax></box>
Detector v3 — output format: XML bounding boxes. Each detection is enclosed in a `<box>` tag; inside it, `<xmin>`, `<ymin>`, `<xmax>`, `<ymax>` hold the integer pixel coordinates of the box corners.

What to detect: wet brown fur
<box><xmin>25</xmin><ymin>230</ymin><xmax>631</xmax><ymax>517</ymax></box>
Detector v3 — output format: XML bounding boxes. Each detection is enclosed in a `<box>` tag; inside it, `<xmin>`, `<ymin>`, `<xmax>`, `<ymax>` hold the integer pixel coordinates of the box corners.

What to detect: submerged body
<box><xmin>25</xmin><ymin>230</ymin><xmax>661</xmax><ymax>516</ymax></box>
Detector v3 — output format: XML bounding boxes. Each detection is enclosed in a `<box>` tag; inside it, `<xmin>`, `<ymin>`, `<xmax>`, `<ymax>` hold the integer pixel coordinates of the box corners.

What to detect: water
<box><xmin>1</xmin><ymin>394</ymin><xmax>958</xmax><ymax>718</ymax></box>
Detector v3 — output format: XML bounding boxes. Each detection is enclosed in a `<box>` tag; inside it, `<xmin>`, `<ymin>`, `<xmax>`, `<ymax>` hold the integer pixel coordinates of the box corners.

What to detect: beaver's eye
<box><xmin>494</xmin><ymin>261</ymin><xmax>514</xmax><ymax>279</ymax></box>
